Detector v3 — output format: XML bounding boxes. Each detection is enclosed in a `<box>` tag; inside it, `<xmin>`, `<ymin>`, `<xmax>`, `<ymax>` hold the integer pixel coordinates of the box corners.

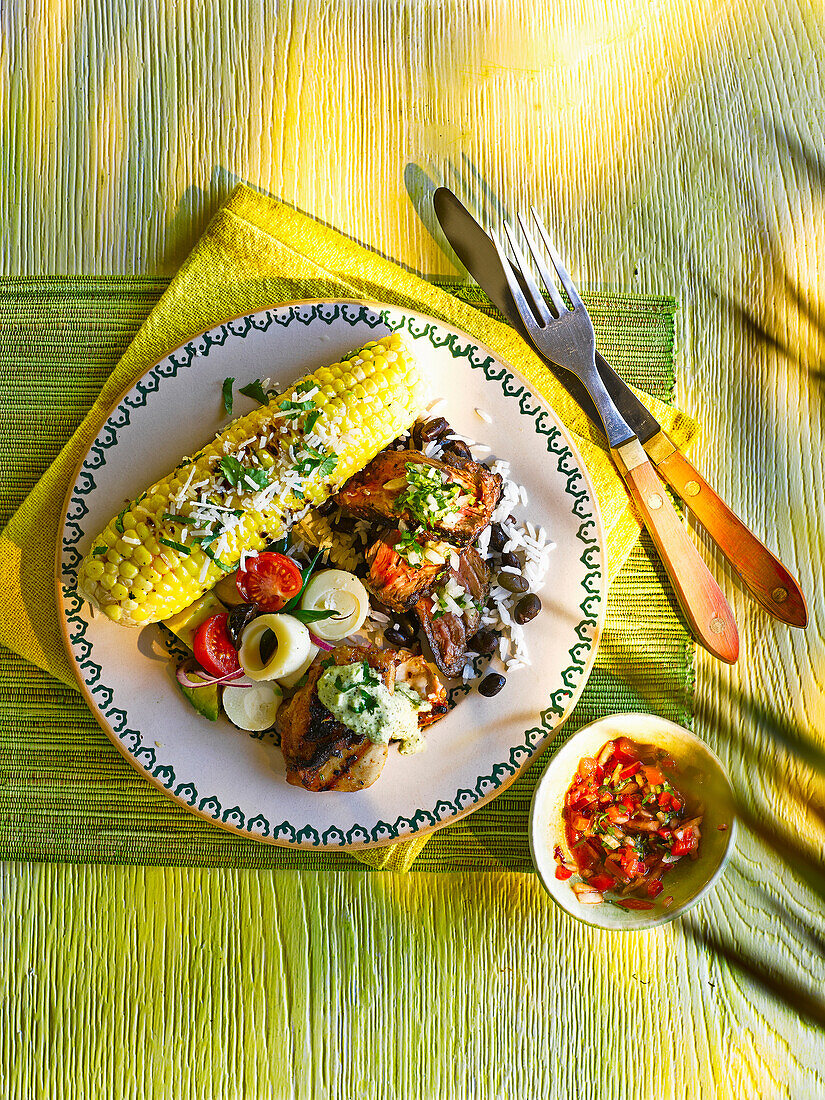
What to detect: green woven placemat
<box><xmin>0</xmin><ymin>277</ymin><xmax>693</xmax><ymax>871</ymax></box>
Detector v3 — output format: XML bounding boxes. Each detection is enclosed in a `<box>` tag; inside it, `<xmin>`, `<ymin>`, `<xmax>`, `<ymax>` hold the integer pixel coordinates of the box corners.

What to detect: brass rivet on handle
<box><xmin>772</xmin><ymin>587</ymin><xmax>788</xmax><ymax>603</ymax></box>
<box><xmin>710</xmin><ymin>616</ymin><xmax>725</xmax><ymax>634</ymax></box>
<box><xmin>647</xmin><ymin>493</ymin><xmax>663</xmax><ymax>510</ymax></box>
<box><xmin>685</xmin><ymin>480</ymin><xmax>700</xmax><ymax>497</ymax></box>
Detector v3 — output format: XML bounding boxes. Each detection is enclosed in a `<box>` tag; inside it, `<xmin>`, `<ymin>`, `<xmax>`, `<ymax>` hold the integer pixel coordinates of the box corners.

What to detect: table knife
<box><xmin>433</xmin><ymin>187</ymin><xmax>807</xmax><ymax>629</ymax></box>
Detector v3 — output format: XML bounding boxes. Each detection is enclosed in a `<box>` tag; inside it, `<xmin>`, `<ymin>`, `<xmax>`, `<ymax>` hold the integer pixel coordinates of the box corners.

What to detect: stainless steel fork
<box><xmin>490</xmin><ymin>210</ymin><xmax>739</xmax><ymax>664</ymax></box>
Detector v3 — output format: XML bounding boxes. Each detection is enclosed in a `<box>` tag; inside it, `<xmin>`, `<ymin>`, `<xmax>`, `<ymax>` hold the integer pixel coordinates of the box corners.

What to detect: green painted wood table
<box><xmin>3</xmin><ymin>2</ymin><xmax>824</xmax><ymax>1097</ymax></box>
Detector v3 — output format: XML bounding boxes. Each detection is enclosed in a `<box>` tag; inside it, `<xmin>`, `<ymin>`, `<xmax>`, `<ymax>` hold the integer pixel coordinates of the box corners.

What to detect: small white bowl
<box><xmin>529</xmin><ymin>713</ymin><xmax>736</xmax><ymax>930</ymax></box>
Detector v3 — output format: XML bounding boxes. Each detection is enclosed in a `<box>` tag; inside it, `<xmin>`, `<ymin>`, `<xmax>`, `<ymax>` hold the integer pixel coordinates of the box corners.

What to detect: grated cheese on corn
<box><xmin>77</xmin><ymin>335</ymin><xmax>426</xmax><ymax>625</ymax></box>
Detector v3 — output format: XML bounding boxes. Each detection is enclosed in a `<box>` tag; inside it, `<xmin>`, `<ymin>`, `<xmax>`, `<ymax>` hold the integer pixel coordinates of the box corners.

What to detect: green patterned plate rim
<box><xmin>57</xmin><ymin>300</ymin><xmax>607</xmax><ymax>849</ymax></box>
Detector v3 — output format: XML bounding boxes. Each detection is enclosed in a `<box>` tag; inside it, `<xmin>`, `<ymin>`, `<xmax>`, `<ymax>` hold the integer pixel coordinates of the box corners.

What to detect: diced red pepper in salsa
<box><xmin>589</xmin><ymin>873</ymin><xmax>616</xmax><ymax>892</ymax></box>
<box><xmin>670</xmin><ymin>828</ymin><xmax>698</xmax><ymax>857</ymax></box>
<box><xmin>561</xmin><ymin>736</ymin><xmax>703</xmax><ymax>911</ymax></box>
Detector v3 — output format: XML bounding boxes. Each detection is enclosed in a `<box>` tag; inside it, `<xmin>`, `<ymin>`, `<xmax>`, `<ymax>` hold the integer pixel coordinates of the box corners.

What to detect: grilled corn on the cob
<box><xmin>77</xmin><ymin>334</ymin><xmax>426</xmax><ymax>626</ymax></box>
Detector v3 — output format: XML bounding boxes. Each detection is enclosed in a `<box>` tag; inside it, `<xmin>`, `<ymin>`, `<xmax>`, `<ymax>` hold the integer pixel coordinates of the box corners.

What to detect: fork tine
<box><xmin>516</xmin><ymin>211</ymin><xmax>567</xmax><ymax>317</ymax></box>
<box><xmin>529</xmin><ymin>206</ymin><xmax>584</xmax><ymax>310</ymax></box>
<box><xmin>501</xmin><ymin>220</ymin><xmax>553</xmax><ymax>325</ymax></box>
<box><xmin>489</xmin><ymin>227</ymin><xmax>542</xmax><ymax>331</ymax></box>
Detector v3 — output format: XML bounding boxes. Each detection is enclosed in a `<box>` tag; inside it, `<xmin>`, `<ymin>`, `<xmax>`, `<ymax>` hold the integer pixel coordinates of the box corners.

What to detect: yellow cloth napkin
<box><xmin>0</xmin><ymin>183</ymin><xmax>698</xmax><ymax>871</ymax></box>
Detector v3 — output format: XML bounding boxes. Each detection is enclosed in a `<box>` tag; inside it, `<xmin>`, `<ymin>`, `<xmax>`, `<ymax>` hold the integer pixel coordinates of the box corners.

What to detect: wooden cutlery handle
<box><xmin>647</xmin><ymin>434</ymin><xmax>808</xmax><ymax>628</ymax></box>
<box><xmin>613</xmin><ymin>441</ymin><xmax>740</xmax><ymax>663</ymax></box>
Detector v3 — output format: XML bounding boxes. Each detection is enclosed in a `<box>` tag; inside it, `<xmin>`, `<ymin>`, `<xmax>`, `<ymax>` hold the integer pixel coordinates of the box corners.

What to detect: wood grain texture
<box><xmin>4</xmin><ymin>0</ymin><xmax>825</xmax><ymax>1096</ymax></box>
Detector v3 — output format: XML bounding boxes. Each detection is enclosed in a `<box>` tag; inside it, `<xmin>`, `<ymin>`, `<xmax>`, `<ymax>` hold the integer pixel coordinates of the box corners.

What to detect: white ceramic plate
<box><xmin>57</xmin><ymin>300</ymin><xmax>607</xmax><ymax>849</ymax></box>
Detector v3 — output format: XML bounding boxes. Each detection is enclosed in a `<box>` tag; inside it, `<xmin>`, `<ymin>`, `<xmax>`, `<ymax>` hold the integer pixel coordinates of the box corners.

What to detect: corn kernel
<box><xmin>104</xmin><ymin>604</ymin><xmax>122</xmax><ymax>621</ymax></box>
<box><xmin>85</xmin><ymin>560</ymin><xmax>105</xmax><ymax>581</ymax></box>
<box><xmin>99</xmin><ymin>574</ymin><xmax>116</xmax><ymax>591</ymax></box>
<box><xmin>79</xmin><ymin>336</ymin><xmax>424</xmax><ymax>624</ymax></box>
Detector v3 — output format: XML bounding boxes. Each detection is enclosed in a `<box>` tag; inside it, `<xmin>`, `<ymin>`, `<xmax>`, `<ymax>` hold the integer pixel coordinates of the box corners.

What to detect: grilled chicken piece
<box><xmin>393</xmin><ymin>651</ymin><xmax>449</xmax><ymax>728</ymax></box>
<box><xmin>276</xmin><ymin>645</ymin><xmax>397</xmax><ymax>792</ymax></box>
<box><xmin>415</xmin><ymin>547</ymin><xmax>490</xmax><ymax>678</ymax></box>
<box><xmin>336</xmin><ymin>449</ymin><xmax>501</xmax><ymax>546</ymax></box>
<box><xmin>364</xmin><ymin>530</ymin><xmax>450</xmax><ymax>613</ymax></box>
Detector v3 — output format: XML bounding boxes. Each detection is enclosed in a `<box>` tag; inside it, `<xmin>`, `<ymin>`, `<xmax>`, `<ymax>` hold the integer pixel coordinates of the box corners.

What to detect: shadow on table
<box><xmin>678</xmin><ymin>692</ymin><xmax>825</xmax><ymax>1031</ymax></box>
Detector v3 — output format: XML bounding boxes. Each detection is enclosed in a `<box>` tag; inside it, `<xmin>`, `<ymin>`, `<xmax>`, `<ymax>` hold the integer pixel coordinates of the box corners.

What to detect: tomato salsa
<box><xmin>557</xmin><ymin>737</ymin><xmax>703</xmax><ymax>909</ymax></box>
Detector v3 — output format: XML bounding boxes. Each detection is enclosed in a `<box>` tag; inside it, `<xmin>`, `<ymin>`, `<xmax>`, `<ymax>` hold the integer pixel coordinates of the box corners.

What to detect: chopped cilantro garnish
<box><xmin>239</xmin><ymin>379</ymin><xmax>271</xmax><ymax>405</ymax></box>
<box><xmin>305</xmin><ymin>408</ymin><xmax>322</xmax><ymax>434</ymax></box>
<box><xmin>294</xmin><ymin>446</ymin><xmax>338</xmax><ymax>480</ymax></box>
<box><xmin>394</xmin><ymin>528</ymin><xmax>426</xmax><ymax>566</ymax></box>
<box><xmin>295</xmin><ymin>380</ymin><xmax>315</xmax><ymax>394</ymax></box>
<box><xmin>222</xmin><ymin>376</ymin><xmax>235</xmax><ymax>416</ymax></box>
<box><xmin>219</xmin><ymin>456</ymin><xmax>270</xmax><ymax>492</ymax></box>
<box><xmin>242</xmin><ymin>469</ymin><xmax>270</xmax><ymax>491</ymax></box>
<box><xmin>361</xmin><ymin>693</ymin><xmax>379</xmax><ymax>714</ymax></box>
<box><xmin>280</xmin><ymin>398</ymin><xmax>315</xmax><ymax>416</ymax></box>
<box><xmin>159</xmin><ymin>537</ymin><xmax>191</xmax><ymax>556</ymax></box>
<box><xmin>162</xmin><ymin>512</ymin><xmax>191</xmax><ymax>524</ymax></box>
<box><xmin>338</xmin><ymin>662</ymin><xmax>381</xmax><ymax>714</ymax></box>
<box><xmin>396</xmin><ymin>463</ymin><xmax>462</xmax><ymax>528</ymax></box>
<box><xmin>92</xmin><ymin>545</ymin><xmax>107</xmax><ymax>557</ymax></box>
<box><xmin>114</xmin><ymin>505</ymin><xmax>129</xmax><ymax>534</ymax></box>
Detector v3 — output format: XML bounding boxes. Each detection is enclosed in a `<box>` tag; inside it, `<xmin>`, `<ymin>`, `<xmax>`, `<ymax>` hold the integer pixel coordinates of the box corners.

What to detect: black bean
<box><xmin>317</xmin><ymin>497</ymin><xmax>337</xmax><ymax>516</ymax></box>
<box><xmin>441</xmin><ymin>439</ymin><xmax>472</xmax><ymax>461</ymax></box>
<box><xmin>514</xmin><ymin>594</ymin><xmax>541</xmax><ymax>624</ymax></box>
<box><xmin>478</xmin><ymin>673</ymin><xmax>506</xmax><ymax>697</ymax></box>
<box><xmin>227</xmin><ymin>603</ymin><xmax>258</xmax><ymax>649</ymax></box>
<box><xmin>389</xmin><ymin>618</ymin><xmax>416</xmax><ymax>644</ymax></box>
<box><xmin>413</xmin><ymin>416</ymin><xmax>450</xmax><ymax>448</ymax></box>
<box><xmin>336</xmin><ymin>515</ymin><xmax>357</xmax><ymax>534</ymax></box>
<box><xmin>499</xmin><ymin>572</ymin><xmax>529</xmax><ymax>594</ymax></box>
<box><xmin>469</xmin><ymin>629</ymin><xmax>498</xmax><ymax>656</ymax></box>
<box><xmin>384</xmin><ymin>627</ymin><xmax>411</xmax><ymax>648</ymax></box>
<box><xmin>499</xmin><ymin>550</ymin><xmax>520</xmax><ymax>570</ymax></box>
<box><xmin>488</xmin><ymin>523</ymin><xmax>507</xmax><ymax>552</ymax></box>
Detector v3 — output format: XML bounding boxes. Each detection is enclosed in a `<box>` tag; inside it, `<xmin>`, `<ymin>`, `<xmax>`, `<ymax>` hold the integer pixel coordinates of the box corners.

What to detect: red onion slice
<box><xmin>309</xmin><ymin>632</ymin><xmax>334</xmax><ymax>652</ymax></box>
<box><xmin>176</xmin><ymin>662</ymin><xmax>254</xmax><ymax>688</ymax></box>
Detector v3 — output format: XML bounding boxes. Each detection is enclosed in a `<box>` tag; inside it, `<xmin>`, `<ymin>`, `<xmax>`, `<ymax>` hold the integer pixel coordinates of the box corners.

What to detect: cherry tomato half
<box><xmin>235</xmin><ymin>552</ymin><xmax>302</xmax><ymax>612</ymax></box>
<box><xmin>193</xmin><ymin>613</ymin><xmax>240</xmax><ymax>678</ymax></box>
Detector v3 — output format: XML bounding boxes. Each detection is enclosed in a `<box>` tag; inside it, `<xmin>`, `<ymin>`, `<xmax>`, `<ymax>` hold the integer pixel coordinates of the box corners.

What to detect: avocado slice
<box><xmin>177</xmin><ymin>674</ymin><xmax>220</xmax><ymax>722</ymax></box>
<box><xmin>164</xmin><ymin>591</ymin><xmax>228</xmax><ymax>722</ymax></box>
<box><xmin>163</xmin><ymin>590</ymin><xmax>227</xmax><ymax>650</ymax></box>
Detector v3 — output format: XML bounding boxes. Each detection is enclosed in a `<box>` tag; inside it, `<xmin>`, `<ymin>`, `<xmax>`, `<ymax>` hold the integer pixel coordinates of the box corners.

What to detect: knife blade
<box><xmin>433</xmin><ymin>187</ymin><xmax>662</xmax><ymax>443</ymax></box>
<box><xmin>433</xmin><ymin>186</ymin><xmax>808</xmax><ymax>628</ymax></box>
